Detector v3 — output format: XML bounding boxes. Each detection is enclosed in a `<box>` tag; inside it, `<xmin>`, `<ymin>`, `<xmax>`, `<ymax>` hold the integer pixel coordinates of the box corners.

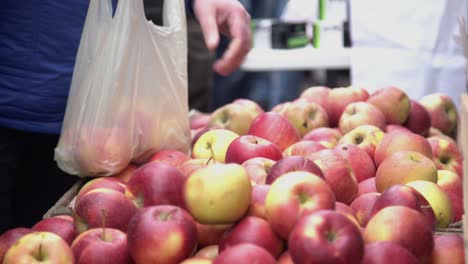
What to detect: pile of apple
<box><xmin>0</xmin><ymin>86</ymin><xmax>465</xmax><ymax>264</ymax></box>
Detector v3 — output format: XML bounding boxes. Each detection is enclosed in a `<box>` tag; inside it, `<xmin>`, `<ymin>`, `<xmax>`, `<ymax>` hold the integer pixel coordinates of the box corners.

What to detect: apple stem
<box><xmin>206</xmin><ymin>156</ymin><xmax>214</xmax><ymax>165</ymax></box>
<box><xmin>101</xmin><ymin>208</ymin><xmax>107</xmax><ymax>240</ymax></box>
<box><xmin>209</xmin><ymin>145</ymin><xmax>216</xmax><ymax>164</ymax></box>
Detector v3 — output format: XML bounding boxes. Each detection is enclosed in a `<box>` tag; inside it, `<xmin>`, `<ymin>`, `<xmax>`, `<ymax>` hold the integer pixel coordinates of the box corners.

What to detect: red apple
<box><xmin>232</xmin><ymin>98</ymin><xmax>265</xmax><ymax>115</ymax></box>
<box><xmin>357</xmin><ymin>177</ymin><xmax>377</xmax><ymax>196</ymax></box>
<box><xmin>375</xmin><ymin>150</ymin><xmax>438</xmax><ymax>193</ymax></box>
<box><xmin>0</xmin><ymin>228</ymin><xmax>34</xmax><ymax>263</ymax></box>
<box><xmin>225</xmin><ymin>135</ymin><xmax>283</xmax><ymax>164</ymax></box>
<box><xmin>446</xmin><ymin>192</ymin><xmax>463</xmax><ymax>222</ymax></box>
<box><xmin>432</xmin><ymin>234</ymin><xmax>465</xmax><ymax>264</ymax></box>
<box><xmin>209</xmin><ymin>103</ymin><xmax>261</xmax><ymax>135</ymax></box>
<box><xmin>247</xmin><ymin>184</ymin><xmax>271</xmax><ymax>219</ymax></box>
<box><xmin>219</xmin><ymin>216</ymin><xmax>284</xmax><ymax>258</ymax></box>
<box><xmin>298</xmin><ymin>86</ymin><xmax>331</xmax><ymax>114</ymax></box>
<box><xmin>364</xmin><ymin>206</ymin><xmax>434</xmax><ymax>263</ymax></box>
<box><xmin>111</xmin><ymin>163</ymin><xmax>138</xmax><ymax>183</ymax></box>
<box><xmin>281</xmin><ymin>100</ymin><xmax>329</xmax><ymax>136</ymax></box>
<box><xmin>385</xmin><ymin>124</ymin><xmax>412</xmax><ymax>134</ymax></box>
<box><xmin>71</xmin><ymin>227</ymin><xmax>131</xmax><ymax>264</ymax></box>
<box><xmin>369</xmin><ymin>184</ymin><xmax>436</xmax><ymax>230</ymax></box>
<box><xmin>265</xmin><ymin>171</ymin><xmax>335</xmax><ymax>239</ymax></box>
<box><xmin>327</xmin><ymin>86</ymin><xmax>370</xmax><ymax>127</ymax></box>
<box><xmin>190</xmin><ymin>111</ymin><xmax>211</xmax><ymax>130</ymax></box>
<box><xmin>335</xmin><ymin>202</ymin><xmax>360</xmax><ymax>227</ymax></box>
<box><xmin>427</xmin><ymin>136</ymin><xmax>463</xmax><ymax>178</ymax></box>
<box><xmin>75</xmin><ymin>177</ymin><xmax>127</xmax><ymax>205</ymax></box>
<box><xmin>367</xmin><ymin>86</ymin><xmax>411</xmax><ymax>124</ymax></box>
<box><xmin>195</xmin><ymin>245</ymin><xmax>219</xmax><ymax>260</ymax></box>
<box><xmin>241</xmin><ymin>157</ymin><xmax>276</xmax><ymax>185</ymax></box>
<box><xmin>179</xmin><ymin>158</ymin><xmax>215</xmax><ymax>179</ymax></box>
<box><xmin>349</xmin><ymin>192</ymin><xmax>380</xmax><ymax>227</ymax></box>
<box><xmin>148</xmin><ymin>149</ymin><xmax>190</xmax><ymax>168</ymax></box>
<box><xmin>334</xmin><ymin>143</ymin><xmax>376</xmax><ymax>183</ymax></box>
<box><xmin>277</xmin><ymin>251</ymin><xmax>294</xmax><ymax>264</ymax></box>
<box><xmin>403</xmin><ymin>100</ymin><xmax>431</xmax><ymax>136</ymax></box>
<box><xmin>265</xmin><ymin>155</ymin><xmax>324</xmax><ymax>184</ymax></box>
<box><xmin>338</xmin><ymin>102</ymin><xmax>386</xmax><ymax>134</ymax></box>
<box><xmin>195</xmin><ymin>222</ymin><xmax>232</xmax><ymax>248</ymax></box>
<box><xmin>419</xmin><ymin>93</ymin><xmax>458</xmax><ymax>136</ymax></box>
<box><xmin>288</xmin><ymin>210</ymin><xmax>364</xmax><ymax>264</ymax></box>
<box><xmin>308</xmin><ymin>149</ymin><xmax>358</xmax><ymax>204</ymax></box>
<box><xmin>303</xmin><ymin>127</ymin><xmax>342</xmax><ymax>148</ymax></box>
<box><xmin>73</xmin><ymin>188</ymin><xmax>138</xmax><ymax>234</ymax></box>
<box><xmin>338</xmin><ymin>125</ymin><xmax>385</xmax><ymax>160</ymax></box>
<box><xmin>32</xmin><ymin>217</ymin><xmax>76</xmax><ymax>245</ymax></box>
<box><xmin>362</xmin><ymin>242</ymin><xmax>418</xmax><ymax>264</ymax></box>
<box><xmin>126</xmin><ymin>162</ymin><xmax>186</xmax><ymax>208</ymax></box>
<box><xmin>3</xmin><ymin>231</ymin><xmax>74</xmax><ymax>264</ymax></box>
<box><xmin>282</xmin><ymin>140</ymin><xmax>327</xmax><ymax>158</ymax></box>
<box><xmin>248</xmin><ymin>112</ymin><xmax>301</xmax><ymax>152</ymax></box>
<box><xmin>127</xmin><ymin>205</ymin><xmax>198</xmax><ymax>264</ymax></box>
<box><xmin>213</xmin><ymin>243</ymin><xmax>276</xmax><ymax>264</ymax></box>
<box><xmin>374</xmin><ymin>130</ymin><xmax>433</xmax><ymax>167</ymax></box>
<box><xmin>437</xmin><ymin>169</ymin><xmax>463</xmax><ymax>198</ymax></box>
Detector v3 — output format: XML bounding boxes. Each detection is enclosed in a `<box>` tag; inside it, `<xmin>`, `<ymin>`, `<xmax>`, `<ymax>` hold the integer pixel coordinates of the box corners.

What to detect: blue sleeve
<box><xmin>185</xmin><ymin>0</ymin><xmax>195</xmax><ymax>17</ymax></box>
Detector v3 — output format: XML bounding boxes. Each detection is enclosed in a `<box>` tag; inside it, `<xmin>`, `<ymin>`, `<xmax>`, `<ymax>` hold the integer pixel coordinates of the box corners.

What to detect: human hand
<box><xmin>193</xmin><ymin>0</ymin><xmax>252</xmax><ymax>76</ymax></box>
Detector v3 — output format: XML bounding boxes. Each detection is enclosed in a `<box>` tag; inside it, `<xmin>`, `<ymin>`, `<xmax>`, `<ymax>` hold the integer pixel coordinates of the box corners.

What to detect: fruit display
<box><xmin>1</xmin><ymin>86</ymin><xmax>465</xmax><ymax>263</ymax></box>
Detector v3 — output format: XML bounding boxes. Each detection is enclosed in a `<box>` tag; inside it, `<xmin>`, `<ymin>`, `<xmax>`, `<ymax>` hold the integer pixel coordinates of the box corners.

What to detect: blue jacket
<box><xmin>0</xmin><ymin>0</ymin><xmax>193</xmax><ymax>134</ymax></box>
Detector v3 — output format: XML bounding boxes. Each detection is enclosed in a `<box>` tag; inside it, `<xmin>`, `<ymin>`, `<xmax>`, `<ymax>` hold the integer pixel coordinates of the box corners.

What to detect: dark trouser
<box><xmin>0</xmin><ymin>127</ymin><xmax>78</xmax><ymax>234</ymax></box>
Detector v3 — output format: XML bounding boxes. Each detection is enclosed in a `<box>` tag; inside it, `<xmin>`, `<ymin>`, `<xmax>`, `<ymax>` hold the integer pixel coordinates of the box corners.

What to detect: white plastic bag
<box><xmin>55</xmin><ymin>0</ymin><xmax>190</xmax><ymax>177</ymax></box>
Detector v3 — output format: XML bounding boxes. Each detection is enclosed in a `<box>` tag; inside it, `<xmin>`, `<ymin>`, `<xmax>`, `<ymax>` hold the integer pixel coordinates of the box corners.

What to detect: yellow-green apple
<box><xmin>180</xmin><ymin>257</ymin><xmax>213</xmax><ymax>264</ymax></box>
<box><xmin>403</xmin><ymin>100</ymin><xmax>432</xmax><ymax>136</ymax></box>
<box><xmin>75</xmin><ymin>177</ymin><xmax>127</xmax><ymax>205</ymax></box>
<box><xmin>364</xmin><ymin>206</ymin><xmax>433</xmax><ymax>263</ymax></box>
<box><xmin>72</xmin><ymin>127</ymin><xmax>133</xmax><ymax>176</ymax></box>
<box><xmin>192</xmin><ymin>129</ymin><xmax>239</xmax><ymax>163</ymax></box>
<box><xmin>406</xmin><ymin>180</ymin><xmax>454</xmax><ymax>228</ymax></box>
<box><xmin>179</xmin><ymin>158</ymin><xmax>215</xmax><ymax>179</ymax></box>
<box><xmin>270</xmin><ymin>101</ymin><xmax>291</xmax><ymax>115</ymax></box>
<box><xmin>282</xmin><ymin>140</ymin><xmax>326</xmax><ymax>158</ymax></box>
<box><xmin>366</xmin><ymin>86</ymin><xmax>411</xmax><ymax>124</ymax></box>
<box><xmin>375</xmin><ymin>150</ymin><xmax>437</xmax><ymax>193</ymax></box>
<box><xmin>419</xmin><ymin>93</ymin><xmax>458</xmax><ymax>136</ymax></box>
<box><xmin>357</xmin><ymin>177</ymin><xmax>376</xmax><ymax>196</ymax></box>
<box><xmin>303</xmin><ymin>127</ymin><xmax>342</xmax><ymax>148</ymax></box>
<box><xmin>374</xmin><ymin>131</ymin><xmax>433</xmax><ymax>167</ymax></box>
<box><xmin>265</xmin><ymin>171</ymin><xmax>335</xmax><ymax>239</ymax></box>
<box><xmin>385</xmin><ymin>124</ymin><xmax>412</xmax><ymax>134</ymax></box>
<box><xmin>241</xmin><ymin>157</ymin><xmax>276</xmax><ymax>185</ymax></box>
<box><xmin>338</xmin><ymin>102</ymin><xmax>386</xmax><ymax>134</ymax></box>
<box><xmin>369</xmin><ymin>184</ymin><xmax>436</xmax><ymax>230</ymax></box>
<box><xmin>247</xmin><ymin>184</ymin><xmax>270</xmax><ymax>219</ymax></box>
<box><xmin>183</xmin><ymin>163</ymin><xmax>251</xmax><ymax>224</ymax></box>
<box><xmin>362</xmin><ymin>242</ymin><xmax>419</xmax><ymax>264</ymax></box>
<box><xmin>3</xmin><ymin>231</ymin><xmax>74</xmax><ymax>264</ymax></box>
<box><xmin>432</xmin><ymin>234</ymin><xmax>465</xmax><ymax>264</ymax></box>
<box><xmin>265</xmin><ymin>156</ymin><xmax>324</xmax><ymax>184</ymax></box>
<box><xmin>232</xmin><ymin>98</ymin><xmax>265</xmax><ymax>115</ymax></box>
<box><xmin>247</xmin><ymin>112</ymin><xmax>301</xmax><ymax>152</ymax></box>
<box><xmin>148</xmin><ymin>149</ymin><xmax>190</xmax><ymax>168</ymax></box>
<box><xmin>126</xmin><ymin>162</ymin><xmax>185</xmax><ymax>208</ymax></box>
<box><xmin>338</xmin><ymin>125</ymin><xmax>385</xmax><ymax>160</ymax></box>
<box><xmin>427</xmin><ymin>136</ymin><xmax>463</xmax><ymax>177</ymax></box>
<box><xmin>225</xmin><ymin>135</ymin><xmax>282</xmax><ymax>164</ymax></box>
<box><xmin>111</xmin><ymin>163</ymin><xmax>138</xmax><ymax>182</ymax></box>
<box><xmin>308</xmin><ymin>149</ymin><xmax>358</xmax><ymax>204</ymax></box>
<box><xmin>335</xmin><ymin>202</ymin><xmax>360</xmax><ymax>227</ymax></box>
<box><xmin>190</xmin><ymin>111</ymin><xmax>211</xmax><ymax>130</ymax></box>
<box><xmin>437</xmin><ymin>169</ymin><xmax>462</xmax><ymax>198</ymax></box>
<box><xmin>195</xmin><ymin>222</ymin><xmax>232</xmax><ymax>248</ymax></box>
<box><xmin>334</xmin><ymin>143</ymin><xmax>376</xmax><ymax>183</ymax></box>
<box><xmin>349</xmin><ymin>192</ymin><xmax>380</xmax><ymax>227</ymax></box>
<box><xmin>191</xmin><ymin>126</ymin><xmax>216</xmax><ymax>149</ymax></box>
<box><xmin>446</xmin><ymin>192</ymin><xmax>463</xmax><ymax>222</ymax></box>
<box><xmin>327</xmin><ymin>86</ymin><xmax>370</xmax><ymax>127</ymax></box>
<box><xmin>127</xmin><ymin>205</ymin><xmax>198</xmax><ymax>264</ymax></box>
<box><xmin>73</xmin><ymin>188</ymin><xmax>138</xmax><ymax>234</ymax></box>
<box><xmin>32</xmin><ymin>217</ymin><xmax>76</xmax><ymax>245</ymax></box>
<box><xmin>195</xmin><ymin>245</ymin><xmax>219</xmax><ymax>260</ymax></box>
<box><xmin>281</xmin><ymin>100</ymin><xmax>329</xmax><ymax>136</ymax></box>
<box><xmin>277</xmin><ymin>251</ymin><xmax>294</xmax><ymax>264</ymax></box>
<box><xmin>218</xmin><ymin>216</ymin><xmax>284</xmax><ymax>258</ymax></box>
<box><xmin>288</xmin><ymin>210</ymin><xmax>364</xmax><ymax>264</ymax></box>
<box><xmin>209</xmin><ymin>103</ymin><xmax>260</xmax><ymax>135</ymax></box>
<box><xmin>71</xmin><ymin>227</ymin><xmax>130</xmax><ymax>264</ymax></box>
<box><xmin>0</xmin><ymin>228</ymin><xmax>34</xmax><ymax>263</ymax></box>
<box><xmin>213</xmin><ymin>243</ymin><xmax>276</xmax><ymax>264</ymax></box>
<box><xmin>298</xmin><ymin>86</ymin><xmax>331</xmax><ymax>113</ymax></box>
